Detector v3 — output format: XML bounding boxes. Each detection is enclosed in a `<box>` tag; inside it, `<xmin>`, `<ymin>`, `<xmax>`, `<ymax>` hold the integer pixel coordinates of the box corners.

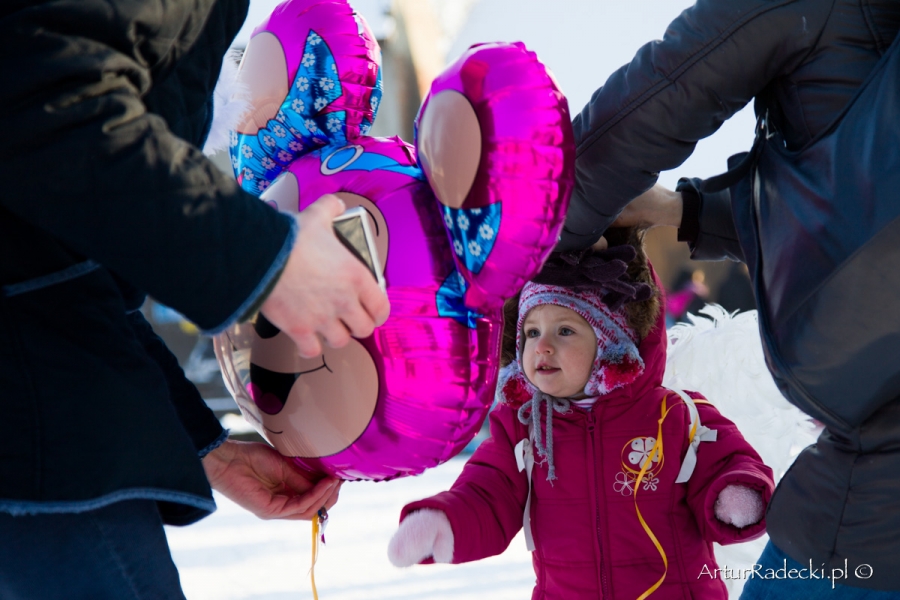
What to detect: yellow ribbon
<box><xmin>309</xmin><ymin>507</ymin><xmax>328</xmax><ymax>600</ymax></box>
<box><xmin>624</xmin><ymin>393</ymin><xmax>709</xmax><ymax>600</ymax></box>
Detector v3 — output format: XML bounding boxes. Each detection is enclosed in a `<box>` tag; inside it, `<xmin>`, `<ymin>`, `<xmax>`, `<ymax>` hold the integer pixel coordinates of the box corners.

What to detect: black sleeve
<box><xmin>676</xmin><ymin>177</ymin><xmax>745</xmax><ymax>262</ymax></box>
<box><xmin>558</xmin><ymin>0</ymin><xmax>831</xmax><ymax>251</ymax></box>
<box><xmin>126</xmin><ymin>309</ymin><xmax>226</xmax><ymax>456</ymax></box>
<box><xmin>0</xmin><ymin>1</ymin><xmax>293</xmax><ymax>331</ymax></box>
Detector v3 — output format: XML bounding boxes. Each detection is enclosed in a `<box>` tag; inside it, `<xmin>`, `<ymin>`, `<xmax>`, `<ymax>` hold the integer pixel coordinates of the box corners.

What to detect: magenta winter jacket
<box><xmin>401</xmin><ymin>306</ymin><xmax>774</xmax><ymax>600</ymax></box>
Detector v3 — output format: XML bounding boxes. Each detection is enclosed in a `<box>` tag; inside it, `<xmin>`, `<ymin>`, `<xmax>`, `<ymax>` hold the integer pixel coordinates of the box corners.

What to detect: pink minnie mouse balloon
<box><xmin>215</xmin><ymin>4</ymin><xmax>575</xmax><ymax>480</ymax></box>
<box><xmin>416</xmin><ymin>42</ymin><xmax>575</xmax><ymax>310</ymax></box>
<box><xmin>229</xmin><ymin>0</ymin><xmax>382</xmax><ymax>196</ymax></box>
<box><xmin>217</xmin><ymin>135</ymin><xmax>502</xmax><ymax>481</ymax></box>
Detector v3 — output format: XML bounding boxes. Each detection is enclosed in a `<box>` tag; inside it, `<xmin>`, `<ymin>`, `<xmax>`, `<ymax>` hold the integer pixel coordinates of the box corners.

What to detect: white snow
<box><xmin>166</xmin><ymin>456</ymin><xmax>536</xmax><ymax>600</ymax></box>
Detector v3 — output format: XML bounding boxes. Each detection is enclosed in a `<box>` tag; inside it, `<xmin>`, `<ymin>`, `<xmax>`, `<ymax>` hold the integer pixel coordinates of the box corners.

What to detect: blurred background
<box><xmin>162</xmin><ymin>2</ymin><xmax>764</xmax><ymax>597</ymax></box>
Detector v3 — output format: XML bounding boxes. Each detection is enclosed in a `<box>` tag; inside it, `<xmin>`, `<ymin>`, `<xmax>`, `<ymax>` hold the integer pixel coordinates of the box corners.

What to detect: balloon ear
<box><xmin>416</xmin><ymin>42</ymin><xmax>575</xmax><ymax>309</ymax></box>
<box><xmin>229</xmin><ymin>0</ymin><xmax>382</xmax><ymax>197</ymax></box>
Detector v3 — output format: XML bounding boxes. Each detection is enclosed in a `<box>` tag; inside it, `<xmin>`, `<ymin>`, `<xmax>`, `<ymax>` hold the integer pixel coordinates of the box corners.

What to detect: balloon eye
<box><xmin>254</xmin><ymin>313</ymin><xmax>281</xmax><ymax>339</ymax></box>
<box><xmin>247</xmin><ymin>364</ymin><xmax>297</xmax><ymax>414</ymax></box>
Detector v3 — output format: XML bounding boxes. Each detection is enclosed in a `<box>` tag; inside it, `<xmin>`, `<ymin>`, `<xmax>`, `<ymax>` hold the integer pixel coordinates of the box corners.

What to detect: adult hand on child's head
<box><xmin>714</xmin><ymin>483</ymin><xmax>764</xmax><ymax>528</ymax></box>
<box><xmin>387</xmin><ymin>509</ymin><xmax>454</xmax><ymax>567</ymax></box>
<box><xmin>611</xmin><ymin>184</ymin><xmax>683</xmax><ymax>230</ymax></box>
<box><xmin>202</xmin><ymin>439</ymin><xmax>342</xmax><ymax>520</ymax></box>
<box><xmin>260</xmin><ymin>193</ymin><xmax>391</xmax><ymax>358</ymax></box>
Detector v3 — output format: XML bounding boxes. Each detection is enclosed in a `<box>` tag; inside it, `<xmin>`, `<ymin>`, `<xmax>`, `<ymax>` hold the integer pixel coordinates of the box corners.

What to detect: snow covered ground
<box><xmin>166</xmin><ymin>456</ymin><xmax>536</xmax><ymax>600</ymax></box>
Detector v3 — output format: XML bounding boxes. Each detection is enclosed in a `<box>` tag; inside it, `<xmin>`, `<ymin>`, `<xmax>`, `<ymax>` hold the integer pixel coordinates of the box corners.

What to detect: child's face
<box><xmin>522</xmin><ymin>305</ymin><xmax>597</xmax><ymax>399</ymax></box>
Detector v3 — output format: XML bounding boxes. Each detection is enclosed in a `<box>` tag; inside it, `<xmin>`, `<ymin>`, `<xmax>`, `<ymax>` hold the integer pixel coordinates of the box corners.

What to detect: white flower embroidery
<box><xmin>470</xmin><ymin>208</ymin><xmax>482</xmax><ymax>215</ymax></box>
<box><xmin>467</xmin><ymin>240</ymin><xmax>482</xmax><ymax>257</ymax></box>
<box><xmin>277</xmin><ymin>110</ymin><xmax>286</xmax><ymax>121</ymax></box>
<box><xmin>307</xmin><ymin>32</ymin><xmax>322</xmax><ymax>46</ymax></box>
<box><xmin>304</xmin><ymin>119</ymin><xmax>318</xmax><ymax>133</ymax></box>
<box><xmin>230</xmin><ymin>155</ymin><xmax>239</xmax><ymax>170</ymax></box>
<box><xmin>258</xmin><ymin>180</ymin><xmax>270</xmax><ymax>192</ymax></box>
<box><xmin>331</xmin><ymin>62</ymin><xmax>337</xmax><ymax>73</ymax></box>
<box><xmin>326</xmin><ymin>117</ymin><xmax>342</xmax><ymax>133</ymax></box>
<box><xmin>261</xmin><ymin>157</ymin><xmax>276</xmax><ymax>170</ymax></box>
<box><xmin>270</xmin><ymin>124</ymin><xmax>285</xmax><ymax>139</ymax></box>
<box><xmin>296</xmin><ymin>76</ymin><xmax>310</xmax><ymax>91</ymax></box>
<box><xmin>289</xmin><ymin>140</ymin><xmax>303</xmax><ymax>152</ymax></box>
<box><xmin>457</xmin><ymin>213</ymin><xmax>470</xmax><ymax>231</ymax></box>
<box><xmin>371</xmin><ymin>95</ymin><xmax>380</xmax><ymax>111</ymax></box>
<box><xmin>314</xmin><ymin>97</ymin><xmax>328</xmax><ymax>111</ymax></box>
<box><xmin>614</xmin><ymin>471</ymin><xmax>635</xmax><ymax>496</ymax></box>
<box><xmin>263</xmin><ymin>134</ymin><xmax>276</xmax><ymax>148</ymax></box>
<box><xmin>642</xmin><ymin>475</ymin><xmax>659</xmax><ymax>492</ymax></box>
<box><xmin>229</xmin><ymin>131</ymin><xmax>238</xmax><ymax>146</ymax></box>
<box><xmin>319</xmin><ymin>77</ymin><xmax>335</xmax><ymax>91</ymax></box>
<box><xmin>360</xmin><ymin>123</ymin><xmax>370</xmax><ymax>135</ymax></box>
<box><xmin>291</xmin><ymin>98</ymin><xmax>306</xmax><ymax>113</ymax></box>
<box><xmin>453</xmin><ymin>240</ymin><xmax>464</xmax><ymax>257</ymax></box>
<box><xmin>443</xmin><ymin>213</ymin><xmax>453</xmax><ymax>229</ymax></box>
<box><xmin>628</xmin><ymin>437</ymin><xmax>659</xmax><ymax>470</ymax></box>
<box><xmin>478</xmin><ymin>223</ymin><xmax>495</xmax><ymax>240</ymax></box>
<box><xmin>457</xmin><ymin>272</ymin><xmax>466</xmax><ymax>288</ymax></box>
<box><xmin>242</xmin><ymin>168</ymin><xmax>254</xmax><ymax>180</ymax></box>
<box><xmin>302</xmin><ymin>53</ymin><xmax>316</xmax><ymax>68</ymax></box>
<box><xmin>277</xmin><ymin>150</ymin><xmax>292</xmax><ymax>162</ymax></box>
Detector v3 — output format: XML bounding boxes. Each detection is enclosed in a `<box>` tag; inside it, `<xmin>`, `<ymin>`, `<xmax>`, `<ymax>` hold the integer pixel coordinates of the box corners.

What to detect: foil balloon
<box><xmin>416</xmin><ymin>41</ymin><xmax>575</xmax><ymax>309</ymax></box>
<box><xmin>215</xmin><ymin>0</ymin><xmax>574</xmax><ymax>481</ymax></box>
<box><xmin>230</xmin><ymin>0</ymin><xmax>382</xmax><ymax>195</ymax></box>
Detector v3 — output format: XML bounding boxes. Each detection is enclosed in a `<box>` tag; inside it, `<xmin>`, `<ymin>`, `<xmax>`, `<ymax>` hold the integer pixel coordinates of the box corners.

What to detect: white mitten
<box><xmin>387</xmin><ymin>509</ymin><xmax>454</xmax><ymax>567</ymax></box>
<box><xmin>714</xmin><ymin>484</ymin><xmax>764</xmax><ymax>528</ymax></box>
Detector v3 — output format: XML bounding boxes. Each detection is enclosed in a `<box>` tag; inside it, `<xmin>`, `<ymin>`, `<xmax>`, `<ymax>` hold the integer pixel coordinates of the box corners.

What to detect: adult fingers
<box><xmin>302</xmin><ymin>193</ymin><xmax>347</xmax><ymax>227</ymax></box>
<box><xmin>290</xmin><ymin>331</ymin><xmax>323</xmax><ymax>359</ymax></box>
<box><xmin>279</xmin><ymin>479</ymin><xmax>340</xmax><ymax>520</ymax></box>
<box><xmin>358</xmin><ymin>277</ymin><xmax>390</xmax><ymax>327</ymax></box>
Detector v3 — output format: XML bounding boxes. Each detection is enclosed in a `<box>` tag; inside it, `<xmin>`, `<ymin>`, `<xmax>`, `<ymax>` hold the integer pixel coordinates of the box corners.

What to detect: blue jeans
<box><xmin>740</xmin><ymin>541</ymin><xmax>900</xmax><ymax>599</ymax></box>
<box><xmin>0</xmin><ymin>499</ymin><xmax>187</xmax><ymax>600</ymax></box>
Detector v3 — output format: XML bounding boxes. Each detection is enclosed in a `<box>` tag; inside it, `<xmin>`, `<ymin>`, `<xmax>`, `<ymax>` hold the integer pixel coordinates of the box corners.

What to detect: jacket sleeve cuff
<box><xmin>203</xmin><ymin>216</ymin><xmax>298</xmax><ymax>334</ymax></box>
<box><xmin>676</xmin><ymin>177</ymin><xmax>745</xmax><ymax>262</ymax></box>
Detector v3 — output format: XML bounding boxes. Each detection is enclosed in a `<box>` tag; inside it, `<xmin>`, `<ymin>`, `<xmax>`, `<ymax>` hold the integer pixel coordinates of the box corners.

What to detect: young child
<box><xmin>387</xmin><ymin>231</ymin><xmax>775</xmax><ymax>599</ymax></box>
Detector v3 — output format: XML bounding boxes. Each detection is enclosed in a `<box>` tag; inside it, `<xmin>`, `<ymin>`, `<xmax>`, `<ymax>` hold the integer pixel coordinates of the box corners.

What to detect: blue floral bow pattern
<box><xmin>436</xmin><ymin>269</ymin><xmax>483</xmax><ymax>328</ymax></box>
<box><xmin>230</xmin><ymin>29</ymin><xmax>380</xmax><ymax>196</ymax></box>
<box><xmin>441</xmin><ymin>203</ymin><xmax>501</xmax><ymax>275</ymax></box>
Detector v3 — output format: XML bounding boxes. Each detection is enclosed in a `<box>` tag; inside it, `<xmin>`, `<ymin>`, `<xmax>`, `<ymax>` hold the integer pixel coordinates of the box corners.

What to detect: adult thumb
<box><xmin>304</xmin><ymin>193</ymin><xmax>347</xmax><ymax>225</ymax></box>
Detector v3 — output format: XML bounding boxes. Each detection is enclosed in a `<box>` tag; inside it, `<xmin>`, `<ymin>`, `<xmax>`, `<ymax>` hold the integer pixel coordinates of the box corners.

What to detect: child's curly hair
<box><xmin>500</xmin><ymin>227</ymin><xmax>660</xmax><ymax>367</ymax></box>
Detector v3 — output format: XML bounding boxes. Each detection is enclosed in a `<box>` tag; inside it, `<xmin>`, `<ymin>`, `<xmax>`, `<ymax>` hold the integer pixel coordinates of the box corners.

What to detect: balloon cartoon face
<box><xmin>215</xmin><ymin>0</ymin><xmax>574</xmax><ymax>481</ymax></box>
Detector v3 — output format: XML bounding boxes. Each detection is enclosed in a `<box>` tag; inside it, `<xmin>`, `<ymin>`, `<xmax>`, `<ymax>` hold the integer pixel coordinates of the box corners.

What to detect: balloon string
<box><xmin>309</xmin><ymin>507</ymin><xmax>328</xmax><ymax>600</ymax></box>
<box><xmin>310</xmin><ymin>518</ymin><xmax>319</xmax><ymax>600</ymax></box>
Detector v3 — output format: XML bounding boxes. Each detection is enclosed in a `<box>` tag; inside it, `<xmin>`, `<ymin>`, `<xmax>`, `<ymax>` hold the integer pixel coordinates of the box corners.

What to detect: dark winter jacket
<box><xmin>559</xmin><ymin>0</ymin><xmax>900</xmax><ymax>589</ymax></box>
<box><xmin>402</xmin><ymin>301</ymin><xmax>773</xmax><ymax>600</ymax></box>
<box><xmin>0</xmin><ymin>0</ymin><xmax>295</xmax><ymax>524</ymax></box>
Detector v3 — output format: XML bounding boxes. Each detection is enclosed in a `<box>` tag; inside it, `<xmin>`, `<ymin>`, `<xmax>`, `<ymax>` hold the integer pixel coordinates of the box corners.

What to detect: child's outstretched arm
<box><xmin>387</xmin><ymin>406</ymin><xmax>530</xmax><ymax>565</ymax></box>
<box><xmin>682</xmin><ymin>394</ymin><xmax>775</xmax><ymax>545</ymax></box>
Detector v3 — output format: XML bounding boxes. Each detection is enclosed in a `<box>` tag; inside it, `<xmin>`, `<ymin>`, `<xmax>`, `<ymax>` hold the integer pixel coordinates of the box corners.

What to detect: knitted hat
<box><xmin>501</xmin><ymin>281</ymin><xmax>645</xmax><ymax>405</ymax></box>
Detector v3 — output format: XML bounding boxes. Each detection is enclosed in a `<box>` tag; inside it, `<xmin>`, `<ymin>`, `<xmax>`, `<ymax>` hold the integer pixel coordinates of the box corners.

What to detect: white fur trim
<box><xmin>387</xmin><ymin>509</ymin><xmax>454</xmax><ymax>567</ymax></box>
<box><xmin>202</xmin><ymin>50</ymin><xmax>251</xmax><ymax>156</ymax></box>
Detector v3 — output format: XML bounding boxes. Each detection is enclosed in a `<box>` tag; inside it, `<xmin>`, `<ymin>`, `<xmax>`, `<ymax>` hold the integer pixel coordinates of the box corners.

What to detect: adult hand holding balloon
<box><xmin>215</xmin><ymin>0</ymin><xmax>575</xmax><ymax>481</ymax></box>
<box><xmin>259</xmin><ymin>193</ymin><xmax>389</xmax><ymax>358</ymax></box>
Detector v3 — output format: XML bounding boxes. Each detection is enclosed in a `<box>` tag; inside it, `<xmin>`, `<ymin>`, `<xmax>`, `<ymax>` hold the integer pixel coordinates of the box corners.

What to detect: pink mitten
<box><xmin>387</xmin><ymin>509</ymin><xmax>454</xmax><ymax>567</ymax></box>
<box><xmin>714</xmin><ymin>484</ymin><xmax>764</xmax><ymax>528</ymax></box>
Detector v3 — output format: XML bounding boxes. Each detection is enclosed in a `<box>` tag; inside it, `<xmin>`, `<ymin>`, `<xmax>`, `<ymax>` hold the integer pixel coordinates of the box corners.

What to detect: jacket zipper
<box><xmin>587</xmin><ymin>409</ymin><xmax>611</xmax><ymax>598</ymax></box>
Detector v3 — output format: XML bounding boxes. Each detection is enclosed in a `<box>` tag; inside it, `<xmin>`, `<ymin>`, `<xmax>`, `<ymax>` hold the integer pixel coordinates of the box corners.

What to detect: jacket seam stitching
<box><xmin>575</xmin><ymin>0</ymin><xmax>801</xmax><ymax>159</ymax></box>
